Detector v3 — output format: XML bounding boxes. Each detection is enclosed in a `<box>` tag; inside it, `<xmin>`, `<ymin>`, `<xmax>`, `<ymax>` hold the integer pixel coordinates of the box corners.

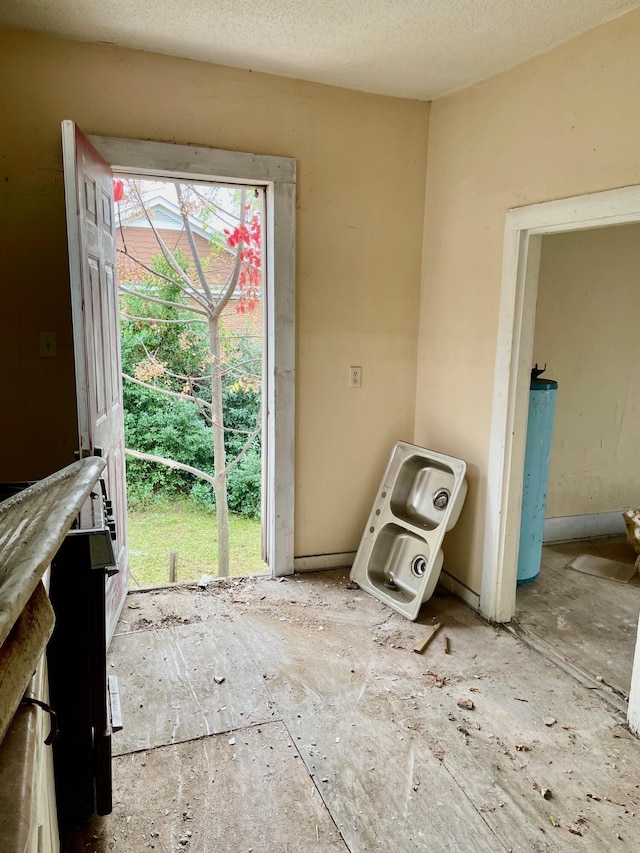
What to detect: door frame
<box><xmin>88</xmin><ymin>134</ymin><xmax>296</xmax><ymax>577</ymax></box>
<box><xmin>479</xmin><ymin>183</ymin><xmax>640</xmax><ymax>732</ymax></box>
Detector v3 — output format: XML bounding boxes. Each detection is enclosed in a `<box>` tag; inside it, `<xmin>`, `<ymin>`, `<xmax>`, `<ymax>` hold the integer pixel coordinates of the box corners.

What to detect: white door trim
<box><xmin>482</xmin><ymin>184</ymin><xmax>640</xmax><ymax>623</ymax></box>
<box><xmin>480</xmin><ymin>184</ymin><xmax>640</xmax><ymax>732</ymax></box>
<box><xmin>88</xmin><ymin>134</ymin><xmax>296</xmax><ymax>577</ymax></box>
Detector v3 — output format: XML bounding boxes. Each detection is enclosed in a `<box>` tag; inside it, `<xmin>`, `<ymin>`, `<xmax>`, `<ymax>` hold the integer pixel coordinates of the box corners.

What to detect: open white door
<box><xmin>62</xmin><ymin>120</ymin><xmax>128</xmax><ymax>643</ymax></box>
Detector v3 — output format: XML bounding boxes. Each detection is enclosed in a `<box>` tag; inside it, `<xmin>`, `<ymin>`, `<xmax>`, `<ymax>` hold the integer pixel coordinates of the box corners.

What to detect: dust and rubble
<box><xmin>63</xmin><ymin>569</ymin><xmax>640</xmax><ymax>852</ymax></box>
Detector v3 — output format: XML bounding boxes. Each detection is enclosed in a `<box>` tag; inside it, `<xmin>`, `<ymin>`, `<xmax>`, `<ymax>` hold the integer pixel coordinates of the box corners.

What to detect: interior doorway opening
<box><xmin>480</xmin><ymin>184</ymin><xmax>640</xmax><ymax>732</ymax></box>
<box><xmin>115</xmin><ymin>176</ymin><xmax>266</xmax><ymax>587</ymax></box>
<box><xmin>512</xmin><ymin>224</ymin><xmax>640</xmax><ymax>706</ymax></box>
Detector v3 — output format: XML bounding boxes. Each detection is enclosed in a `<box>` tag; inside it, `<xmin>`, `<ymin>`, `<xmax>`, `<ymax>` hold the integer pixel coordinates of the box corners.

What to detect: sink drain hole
<box><xmin>411</xmin><ymin>555</ymin><xmax>428</xmax><ymax>578</ymax></box>
<box><xmin>433</xmin><ymin>489</ymin><xmax>450</xmax><ymax>510</ymax></box>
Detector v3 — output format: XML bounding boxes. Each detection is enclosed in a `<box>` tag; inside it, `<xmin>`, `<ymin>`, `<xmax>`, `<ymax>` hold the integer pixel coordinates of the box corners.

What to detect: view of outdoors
<box><xmin>115</xmin><ymin>178</ymin><xmax>265</xmax><ymax>586</ymax></box>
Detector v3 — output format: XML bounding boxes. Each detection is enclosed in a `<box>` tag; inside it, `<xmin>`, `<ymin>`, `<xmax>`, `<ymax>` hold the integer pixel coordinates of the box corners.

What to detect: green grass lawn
<box><xmin>127</xmin><ymin>499</ymin><xmax>265</xmax><ymax>587</ymax></box>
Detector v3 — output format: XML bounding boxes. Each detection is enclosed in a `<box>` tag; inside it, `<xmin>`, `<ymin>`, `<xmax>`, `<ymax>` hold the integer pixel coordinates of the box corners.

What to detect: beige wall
<box><xmin>417</xmin><ymin>7</ymin><xmax>640</xmax><ymax>593</ymax></box>
<box><xmin>533</xmin><ymin>225</ymin><xmax>640</xmax><ymax>518</ymax></box>
<box><xmin>0</xmin><ymin>29</ymin><xmax>429</xmax><ymax>557</ymax></box>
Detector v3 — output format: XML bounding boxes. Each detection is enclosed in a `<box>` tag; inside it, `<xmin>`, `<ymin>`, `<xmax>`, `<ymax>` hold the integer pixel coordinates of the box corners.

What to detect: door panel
<box><xmin>62</xmin><ymin>121</ymin><xmax>128</xmax><ymax>645</ymax></box>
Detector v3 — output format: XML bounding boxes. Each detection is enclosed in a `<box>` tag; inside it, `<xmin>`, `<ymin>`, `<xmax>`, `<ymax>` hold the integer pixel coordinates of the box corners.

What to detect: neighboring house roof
<box><xmin>118</xmin><ymin>195</ymin><xmax>218</xmax><ymax>242</ymax></box>
<box><xmin>116</xmin><ymin>192</ymin><xmax>261</xmax><ymax>314</ymax></box>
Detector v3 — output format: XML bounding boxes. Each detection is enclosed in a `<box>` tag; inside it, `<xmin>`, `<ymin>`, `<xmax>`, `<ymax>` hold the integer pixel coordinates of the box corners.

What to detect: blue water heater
<box><xmin>517</xmin><ymin>366</ymin><xmax>558</xmax><ymax>585</ymax></box>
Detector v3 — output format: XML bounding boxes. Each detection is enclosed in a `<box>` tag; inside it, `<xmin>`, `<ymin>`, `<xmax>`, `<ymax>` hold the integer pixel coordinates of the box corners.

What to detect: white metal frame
<box><xmin>480</xmin><ymin>184</ymin><xmax>640</xmax><ymax>732</ymax></box>
<box><xmin>88</xmin><ymin>134</ymin><xmax>296</xmax><ymax>577</ymax></box>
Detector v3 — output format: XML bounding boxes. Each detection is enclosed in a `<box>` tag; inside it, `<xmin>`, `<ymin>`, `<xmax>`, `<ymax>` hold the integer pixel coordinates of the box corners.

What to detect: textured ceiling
<box><xmin>1</xmin><ymin>0</ymin><xmax>638</xmax><ymax>100</ymax></box>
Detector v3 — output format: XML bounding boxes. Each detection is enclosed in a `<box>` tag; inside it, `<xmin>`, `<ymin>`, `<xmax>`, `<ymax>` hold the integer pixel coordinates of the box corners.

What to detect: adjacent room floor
<box><xmin>65</xmin><ymin>570</ymin><xmax>640</xmax><ymax>852</ymax></box>
<box><xmin>516</xmin><ymin>536</ymin><xmax>640</xmax><ymax>701</ymax></box>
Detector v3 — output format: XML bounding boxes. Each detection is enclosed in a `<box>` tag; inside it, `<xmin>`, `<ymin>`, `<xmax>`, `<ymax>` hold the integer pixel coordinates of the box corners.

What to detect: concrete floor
<box><xmin>65</xmin><ymin>570</ymin><xmax>640</xmax><ymax>852</ymax></box>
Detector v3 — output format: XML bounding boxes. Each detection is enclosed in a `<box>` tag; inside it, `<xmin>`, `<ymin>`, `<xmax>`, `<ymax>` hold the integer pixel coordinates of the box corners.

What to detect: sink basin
<box><xmin>367</xmin><ymin>523</ymin><xmax>443</xmax><ymax>603</ymax></box>
<box><xmin>390</xmin><ymin>455</ymin><xmax>461</xmax><ymax>531</ymax></box>
<box><xmin>350</xmin><ymin>442</ymin><xmax>467</xmax><ymax>620</ymax></box>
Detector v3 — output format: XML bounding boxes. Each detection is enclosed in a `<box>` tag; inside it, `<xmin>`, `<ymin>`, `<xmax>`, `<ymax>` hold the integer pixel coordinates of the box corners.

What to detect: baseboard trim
<box><xmin>293</xmin><ymin>553</ymin><xmax>482</xmax><ymax>613</ymax></box>
<box><xmin>294</xmin><ymin>552</ymin><xmax>357</xmax><ymax>572</ymax></box>
<box><xmin>438</xmin><ymin>570</ymin><xmax>481</xmax><ymax>611</ymax></box>
<box><xmin>544</xmin><ymin>511</ymin><xmax>626</xmax><ymax>543</ymax></box>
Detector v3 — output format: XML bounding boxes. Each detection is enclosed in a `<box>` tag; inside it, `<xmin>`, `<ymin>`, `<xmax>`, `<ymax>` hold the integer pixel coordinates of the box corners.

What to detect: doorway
<box><xmin>480</xmin><ymin>184</ymin><xmax>640</xmax><ymax>732</ymax></box>
<box><xmin>67</xmin><ymin>126</ymin><xmax>296</xmax><ymax>590</ymax></box>
<box><xmin>513</xmin><ymin>224</ymin><xmax>640</xmax><ymax>704</ymax></box>
<box><xmin>115</xmin><ymin>175</ymin><xmax>266</xmax><ymax>585</ymax></box>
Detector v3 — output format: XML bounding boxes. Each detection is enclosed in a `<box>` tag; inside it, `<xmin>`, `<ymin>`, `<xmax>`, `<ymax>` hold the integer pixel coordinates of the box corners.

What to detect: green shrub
<box><xmin>120</xmin><ymin>261</ymin><xmax>262</xmax><ymax>517</ymax></box>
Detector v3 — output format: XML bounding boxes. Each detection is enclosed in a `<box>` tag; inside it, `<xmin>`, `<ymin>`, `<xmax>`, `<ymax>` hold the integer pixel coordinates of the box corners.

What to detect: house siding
<box><xmin>117</xmin><ymin>226</ymin><xmax>262</xmax><ymax>336</ymax></box>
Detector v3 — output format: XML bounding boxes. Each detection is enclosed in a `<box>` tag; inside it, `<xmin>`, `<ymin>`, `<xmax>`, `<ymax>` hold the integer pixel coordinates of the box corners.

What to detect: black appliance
<box><xmin>47</xmin><ymin>479</ymin><xmax>122</xmax><ymax>825</ymax></box>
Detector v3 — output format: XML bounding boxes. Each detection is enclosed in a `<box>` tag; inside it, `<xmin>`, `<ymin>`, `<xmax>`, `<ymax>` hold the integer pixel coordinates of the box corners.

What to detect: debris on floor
<box><xmin>623</xmin><ymin>508</ymin><xmax>640</xmax><ymax>573</ymax></box>
<box><xmin>413</xmin><ymin>622</ymin><xmax>441</xmax><ymax>654</ymax></box>
<box><xmin>567</xmin><ymin>553</ymin><xmax>636</xmax><ymax>584</ymax></box>
<box><xmin>62</xmin><ymin>570</ymin><xmax>640</xmax><ymax>853</ymax></box>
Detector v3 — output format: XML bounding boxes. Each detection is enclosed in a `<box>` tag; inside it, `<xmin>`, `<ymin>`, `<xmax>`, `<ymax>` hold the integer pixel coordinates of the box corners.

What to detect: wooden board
<box><xmin>373</xmin><ymin>599</ymin><xmax>637</xmax><ymax>852</ymax></box>
<box><xmin>109</xmin><ymin>620</ymin><xmax>277</xmax><ymax>755</ymax></box>
<box><xmin>567</xmin><ymin>554</ymin><xmax>636</xmax><ymax>584</ymax></box>
<box><xmin>517</xmin><ymin>537</ymin><xmax>640</xmax><ymax>696</ymax></box>
<box><xmin>231</xmin><ymin>613</ymin><xmax>506</xmax><ymax>850</ymax></box>
<box><xmin>66</xmin><ymin>722</ymin><xmax>347</xmax><ymax>853</ymax></box>
<box><xmin>71</xmin><ymin>571</ymin><xmax>640</xmax><ymax>853</ymax></box>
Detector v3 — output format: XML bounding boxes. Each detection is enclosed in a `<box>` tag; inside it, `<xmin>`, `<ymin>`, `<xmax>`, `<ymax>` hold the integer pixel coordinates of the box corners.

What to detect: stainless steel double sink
<box><xmin>350</xmin><ymin>442</ymin><xmax>468</xmax><ymax>620</ymax></box>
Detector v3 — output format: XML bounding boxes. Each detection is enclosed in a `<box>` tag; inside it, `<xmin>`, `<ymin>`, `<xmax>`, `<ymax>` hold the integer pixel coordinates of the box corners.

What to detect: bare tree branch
<box><xmin>120</xmin><ymin>312</ymin><xmax>207</xmax><ymax>325</ymax></box>
<box><xmin>213</xmin><ymin>189</ymin><xmax>247</xmax><ymax>318</ymax></box>
<box><xmin>125</xmin><ymin>448</ymin><xmax>216</xmax><ymax>487</ymax></box>
<box><xmin>191</xmin><ymin>187</ymin><xmax>240</xmax><ymax>229</ymax></box>
<box><xmin>222</xmin><ymin>411</ymin><xmax>262</xmax><ymax>476</ymax></box>
<box><xmin>116</xmin><ymin>247</ymin><xmax>209</xmax><ymax>309</ymax></box>
<box><xmin>176</xmin><ymin>183</ymin><xmax>214</xmax><ymax>304</ymax></box>
<box><xmin>123</xmin><ymin>373</ymin><xmax>212</xmax><ymax>408</ymax></box>
<box><xmin>131</xmin><ymin>184</ymin><xmax>204</xmax><ymax>300</ymax></box>
<box><xmin>123</xmin><ymin>373</ymin><xmax>258</xmax><ymax>435</ymax></box>
<box><xmin>159</xmin><ymin>364</ymin><xmax>211</xmax><ymax>383</ymax></box>
<box><xmin>153</xmin><ymin>349</ymin><xmax>260</xmax><ymax>384</ymax></box>
<box><xmin>119</xmin><ymin>284</ymin><xmax>209</xmax><ymax>316</ymax></box>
